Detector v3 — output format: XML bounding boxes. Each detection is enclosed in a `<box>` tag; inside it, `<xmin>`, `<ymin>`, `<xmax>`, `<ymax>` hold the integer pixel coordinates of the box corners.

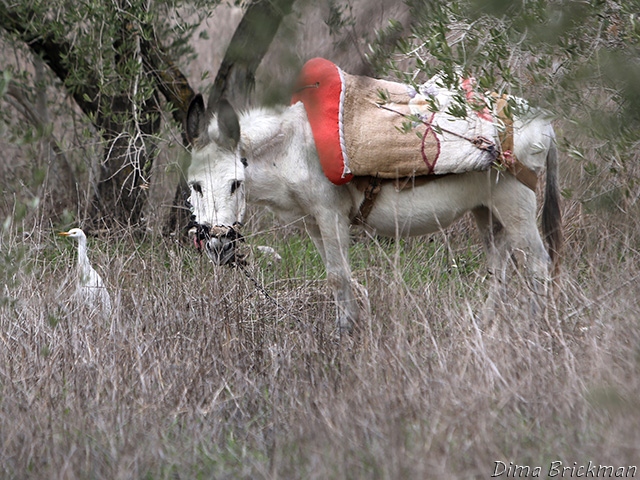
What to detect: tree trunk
<box><xmin>208</xmin><ymin>0</ymin><xmax>296</xmax><ymax>110</ymax></box>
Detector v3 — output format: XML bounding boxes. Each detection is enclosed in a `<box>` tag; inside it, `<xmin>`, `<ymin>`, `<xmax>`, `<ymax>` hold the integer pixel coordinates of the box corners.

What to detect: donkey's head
<box><xmin>185</xmin><ymin>95</ymin><xmax>246</xmax><ymax>265</ymax></box>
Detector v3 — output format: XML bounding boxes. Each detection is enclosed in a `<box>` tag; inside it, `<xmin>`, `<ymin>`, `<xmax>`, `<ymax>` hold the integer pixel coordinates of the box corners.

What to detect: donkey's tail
<box><xmin>541</xmin><ymin>135</ymin><xmax>563</xmax><ymax>280</ymax></box>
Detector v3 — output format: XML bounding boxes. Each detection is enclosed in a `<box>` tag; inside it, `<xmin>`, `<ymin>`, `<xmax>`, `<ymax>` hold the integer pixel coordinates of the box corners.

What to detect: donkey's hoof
<box><xmin>331</xmin><ymin>325</ymin><xmax>357</xmax><ymax>349</ymax></box>
<box><xmin>333</xmin><ymin>315</ymin><xmax>358</xmax><ymax>342</ymax></box>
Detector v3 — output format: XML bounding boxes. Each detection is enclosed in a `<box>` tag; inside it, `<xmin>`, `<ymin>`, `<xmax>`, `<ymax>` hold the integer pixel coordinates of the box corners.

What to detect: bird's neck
<box><xmin>76</xmin><ymin>237</ymin><xmax>90</xmax><ymax>275</ymax></box>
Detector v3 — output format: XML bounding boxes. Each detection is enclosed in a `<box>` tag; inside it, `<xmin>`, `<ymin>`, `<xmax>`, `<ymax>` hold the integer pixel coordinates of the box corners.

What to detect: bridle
<box><xmin>187</xmin><ymin>218</ymin><xmax>246</xmax><ymax>264</ymax></box>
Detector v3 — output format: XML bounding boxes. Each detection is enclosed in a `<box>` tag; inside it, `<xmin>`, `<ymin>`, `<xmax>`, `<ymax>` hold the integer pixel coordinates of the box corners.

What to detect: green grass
<box><xmin>249</xmin><ymin>227</ymin><xmax>486</xmax><ymax>303</ymax></box>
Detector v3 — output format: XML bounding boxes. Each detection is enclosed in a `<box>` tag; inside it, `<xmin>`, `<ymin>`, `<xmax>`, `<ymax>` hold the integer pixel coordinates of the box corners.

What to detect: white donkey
<box><xmin>184</xmin><ymin>94</ymin><xmax>561</xmax><ymax>333</ymax></box>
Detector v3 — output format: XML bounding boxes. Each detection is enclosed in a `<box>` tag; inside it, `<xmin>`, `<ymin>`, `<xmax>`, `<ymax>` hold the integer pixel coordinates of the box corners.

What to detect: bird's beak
<box><xmin>58</xmin><ymin>231</ymin><xmax>70</xmax><ymax>237</ymax></box>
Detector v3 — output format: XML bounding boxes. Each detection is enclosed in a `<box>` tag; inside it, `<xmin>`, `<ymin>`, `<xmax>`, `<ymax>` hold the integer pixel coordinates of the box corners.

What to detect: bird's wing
<box><xmin>80</xmin><ymin>265</ymin><xmax>105</xmax><ymax>289</ymax></box>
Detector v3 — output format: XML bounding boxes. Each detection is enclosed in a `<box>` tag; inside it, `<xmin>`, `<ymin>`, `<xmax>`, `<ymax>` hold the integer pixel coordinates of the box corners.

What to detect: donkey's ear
<box><xmin>217</xmin><ymin>99</ymin><xmax>241</xmax><ymax>150</ymax></box>
<box><xmin>185</xmin><ymin>94</ymin><xmax>207</xmax><ymax>146</ymax></box>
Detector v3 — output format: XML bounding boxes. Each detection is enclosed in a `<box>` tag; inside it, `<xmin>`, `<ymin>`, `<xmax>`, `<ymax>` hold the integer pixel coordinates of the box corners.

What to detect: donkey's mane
<box><xmin>237</xmin><ymin>106</ymin><xmax>288</xmax><ymax>129</ymax></box>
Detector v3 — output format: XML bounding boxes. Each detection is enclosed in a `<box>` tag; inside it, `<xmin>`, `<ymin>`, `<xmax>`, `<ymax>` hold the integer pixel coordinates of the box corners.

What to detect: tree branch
<box><xmin>140</xmin><ymin>34</ymin><xmax>195</xmax><ymax>128</ymax></box>
<box><xmin>1</xmin><ymin>3</ymin><xmax>196</xmax><ymax>131</ymax></box>
<box><xmin>0</xmin><ymin>2</ymin><xmax>100</xmax><ymax>118</ymax></box>
<box><xmin>209</xmin><ymin>0</ymin><xmax>296</xmax><ymax>109</ymax></box>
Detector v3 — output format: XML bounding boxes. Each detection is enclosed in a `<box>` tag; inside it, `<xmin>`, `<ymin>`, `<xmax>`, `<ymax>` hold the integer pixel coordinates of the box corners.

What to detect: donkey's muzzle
<box><xmin>187</xmin><ymin>220</ymin><xmax>210</xmax><ymax>252</ymax></box>
<box><xmin>188</xmin><ymin>222</ymin><xmax>244</xmax><ymax>266</ymax></box>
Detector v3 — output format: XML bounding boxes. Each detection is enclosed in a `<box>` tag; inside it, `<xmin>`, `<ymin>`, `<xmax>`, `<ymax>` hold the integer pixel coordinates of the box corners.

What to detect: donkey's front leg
<box><xmin>311</xmin><ymin>213</ymin><xmax>358</xmax><ymax>334</ymax></box>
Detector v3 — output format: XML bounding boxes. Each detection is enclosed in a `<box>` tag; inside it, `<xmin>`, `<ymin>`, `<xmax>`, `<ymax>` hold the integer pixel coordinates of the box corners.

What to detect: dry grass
<box><xmin>1</xmin><ymin>191</ymin><xmax>639</xmax><ymax>479</ymax></box>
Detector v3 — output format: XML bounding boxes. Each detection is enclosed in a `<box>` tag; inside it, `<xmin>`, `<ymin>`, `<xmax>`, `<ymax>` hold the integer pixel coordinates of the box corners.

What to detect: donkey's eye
<box><xmin>191</xmin><ymin>183</ymin><xmax>203</xmax><ymax>195</ymax></box>
<box><xmin>230</xmin><ymin>180</ymin><xmax>242</xmax><ymax>194</ymax></box>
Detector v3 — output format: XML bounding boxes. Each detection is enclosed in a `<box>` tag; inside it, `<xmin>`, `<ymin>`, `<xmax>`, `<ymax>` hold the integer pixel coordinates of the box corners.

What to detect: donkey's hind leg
<box><xmin>506</xmin><ymin>218</ymin><xmax>551</xmax><ymax>315</ymax></box>
<box><xmin>474</xmin><ymin>188</ymin><xmax>551</xmax><ymax>317</ymax></box>
<box><xmin>472</xmin><ymin>206</ymin><xmax>510</xmax><ymax>315</ymax></box>
<box><xmin>495</xmin><ymin>185</ymin><xmax>551</xmax><ymax>300</ymax></box>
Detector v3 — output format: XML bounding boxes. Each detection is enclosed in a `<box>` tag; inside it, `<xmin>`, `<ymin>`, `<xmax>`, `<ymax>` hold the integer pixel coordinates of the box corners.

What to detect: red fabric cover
<box><xmin>291</xmin><ymin>58</ymin><xmax>353</xmax><ymax>185</ymax></box>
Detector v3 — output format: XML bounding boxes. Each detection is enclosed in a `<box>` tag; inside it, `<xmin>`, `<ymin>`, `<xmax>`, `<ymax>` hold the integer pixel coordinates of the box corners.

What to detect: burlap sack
<box><xmin>341</xmin><ymin>75</ymin><xmax>440</xmax><ymax>178</ymax></box>
<box><xmin>341</xmin><ymin>71</ymin><xmax>498</xmax><ymax>179</ymax></box>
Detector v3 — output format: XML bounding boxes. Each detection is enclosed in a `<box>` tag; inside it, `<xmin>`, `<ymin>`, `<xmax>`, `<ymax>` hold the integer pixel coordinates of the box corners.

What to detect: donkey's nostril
<box><xmin>197</xmin><ymin>224</ymin><xmax>211</xmax><ymax>240</ymax></box>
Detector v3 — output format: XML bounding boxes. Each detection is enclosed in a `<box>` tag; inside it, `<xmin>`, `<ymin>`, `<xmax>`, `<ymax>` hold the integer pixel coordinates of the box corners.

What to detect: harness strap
<box><xmin>503</xmin><ymin>158</ymin><xmax>538</xmax><ymax>192</ymax></box>
<box><xmin>352</xmin><ymin>175</ymin><xmax>449</xmax><ymax>225</ymax></box>
<box><xmin>494</xmin><ymin>96</ymin><xmax>538</xmax><ymax>192</ymax></box>
<box><xmin>352</xmin><ymin>176</ymin><xmax>382</xmax><ymax>225</ymax></box>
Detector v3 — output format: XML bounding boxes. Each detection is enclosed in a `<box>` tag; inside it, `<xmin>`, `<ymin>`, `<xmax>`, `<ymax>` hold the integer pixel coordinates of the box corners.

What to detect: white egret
<box><xmin>59</xmin><ymin>228</ymin><xmax>112</xmax><ymax>315</ymax></box>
